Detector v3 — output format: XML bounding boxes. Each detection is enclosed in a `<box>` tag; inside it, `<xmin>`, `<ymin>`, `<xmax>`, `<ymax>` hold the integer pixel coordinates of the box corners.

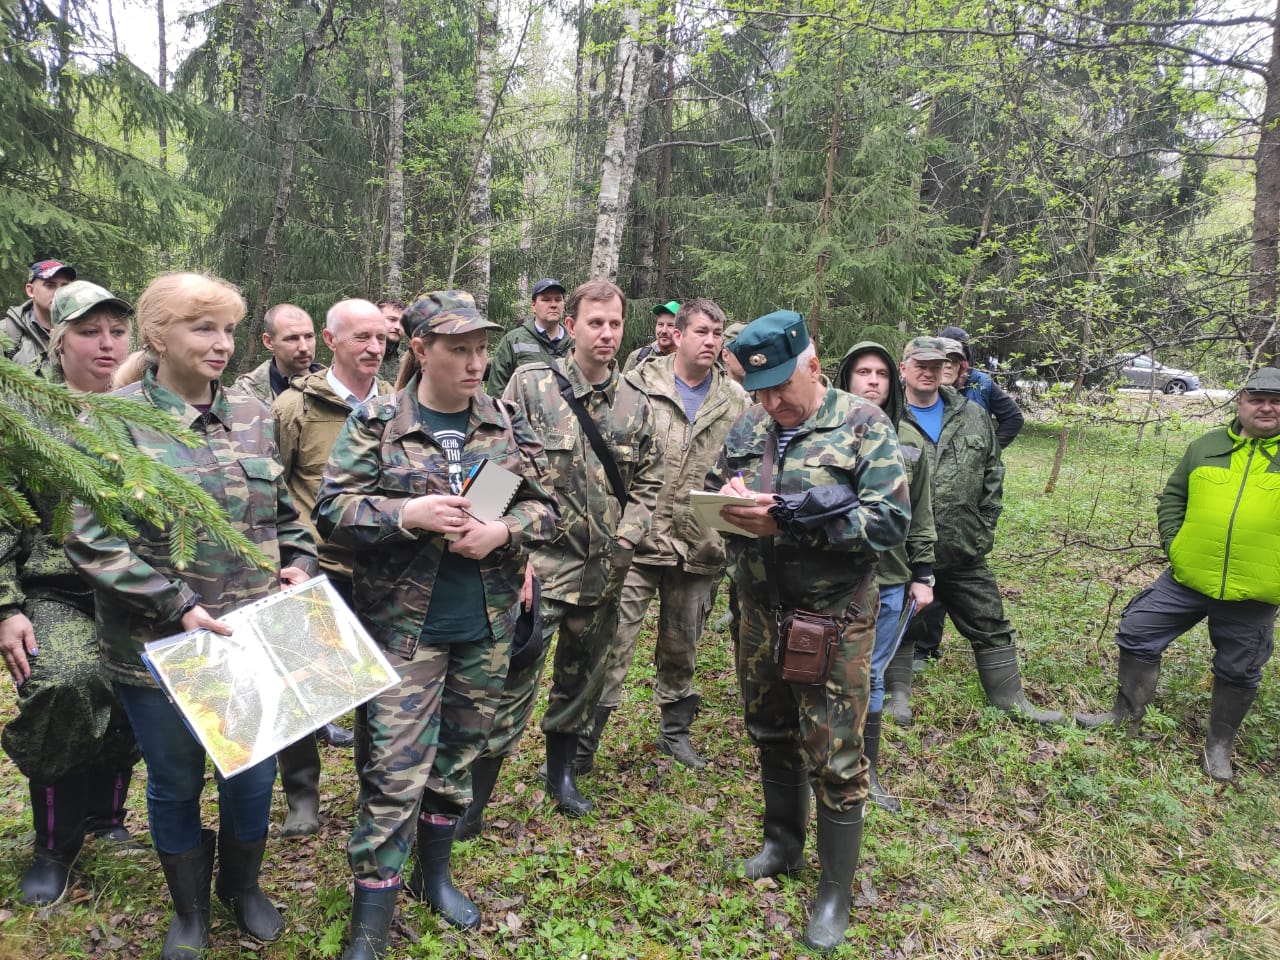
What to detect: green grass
<box><xmin>2</xmin><ymin>407</ymin><xmax>1279</xmax><ymax>958</ymax></box>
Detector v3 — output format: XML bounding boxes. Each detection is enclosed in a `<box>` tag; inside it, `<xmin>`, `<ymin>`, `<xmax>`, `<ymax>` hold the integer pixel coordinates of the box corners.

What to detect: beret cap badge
<box><xmin>749</xmin><ymin>353</ymin><xmax>768</xmax><ymax>367</ymax></box>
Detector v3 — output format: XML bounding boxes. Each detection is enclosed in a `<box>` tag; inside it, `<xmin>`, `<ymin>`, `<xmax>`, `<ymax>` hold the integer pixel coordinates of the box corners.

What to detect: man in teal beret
<box><xmin>711</xmin><ymin>309</ymin><xmax>911</xmax><ymax>952</ymax></box>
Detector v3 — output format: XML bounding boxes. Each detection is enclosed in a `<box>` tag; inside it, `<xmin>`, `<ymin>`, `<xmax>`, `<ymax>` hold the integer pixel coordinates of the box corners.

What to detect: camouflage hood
<box><xmin>835</xmin><ymin>340</ymin><xmax>905</xmax><ymax>429</ymax></box>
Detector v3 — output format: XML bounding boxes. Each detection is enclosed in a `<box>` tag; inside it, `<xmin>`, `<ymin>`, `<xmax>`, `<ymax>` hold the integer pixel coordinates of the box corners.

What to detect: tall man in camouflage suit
<box><xmin>485</xmin><ymin>278</ymin><xmax>572</xmax><ymax>395</ymax></box>
<box><xmin>467</xmin><ymin>278</ymin><xmax>661</xmax><ymax>824</ymax></box>
<box><xmin>888</xmin><ymin>337</ymin><xmax>1063</xmax><ymax>724</ymax></box>
<box><xmin>230</xmin><ymin>303</ymin><xmax>323</xmax><ymax>404</ymax></box>
<box><xmin>271</xmin><ymin>299</ymin><xmax>390</xmax><ymax>836</ymax></box>
<box><xmin>586</xmin><ymin>298</ymin><xmax>747</xmax><ymax>773</ymax></box>
<box><xmin>3</xmin><ymin>259</ymin><xmax>76</xmax><ymax>372</ymax></box>
<box><xmin>714</xmin><ymin>311</ymin><xmax>910</xmax><ymax>953</ymax></box>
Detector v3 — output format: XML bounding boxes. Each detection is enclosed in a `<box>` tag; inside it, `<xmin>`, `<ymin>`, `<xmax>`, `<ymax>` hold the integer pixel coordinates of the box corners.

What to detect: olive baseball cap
<box><xmin>902</xmin><ymin>336</ymin><xmax>949</xmax><ymax>362</ymax></box>
<box><xmin>722</xmin><ymin>321</ymin><xmax>748</xmax><ymax>346</ymax></box>
<box><xmin>1242</xmin><ymin>367</ymin><xmax>1280</xmax><ymax>394</ymax></box>
<box><xmin>401</xmin><ymin>290</ymin><xmax>501</xmax><ymax>338</ymax></box>
<box><xmin>938</xmin><ymin>337</ymin><xmax>966</xmax><ymax>360</ymax></box>
<box><xmin>51</xmin><ymin>280</ymin><xmax>132</xmax><ymax>325</ymax></box>
<box><xmin>652</xmin><ymin>300</ymin><xmax>680</xmax><ymax>317</ymax></box>
<box><xmin>730</xmin><ymin>310</ymin><xmax>810</xmax><ymax>392</ymax></box>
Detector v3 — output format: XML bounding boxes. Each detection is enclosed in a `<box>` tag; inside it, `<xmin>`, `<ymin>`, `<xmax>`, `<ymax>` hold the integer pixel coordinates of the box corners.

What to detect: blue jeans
<box><xmin>870</xmin><ymin>583</ymin><xmax>907</xmax><ymax>712</ymax></box>
<box><xmin>115</xmin><ymin>683</ymin><xmax>277</xmax><ymax>855</ymax></box>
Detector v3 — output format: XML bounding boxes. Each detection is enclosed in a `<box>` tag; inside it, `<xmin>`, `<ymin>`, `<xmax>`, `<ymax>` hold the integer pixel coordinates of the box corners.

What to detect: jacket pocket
<box><xmin>239</xmin><ymin>457</ymin><xmax>284</xmax><ymax>530</ymax></box>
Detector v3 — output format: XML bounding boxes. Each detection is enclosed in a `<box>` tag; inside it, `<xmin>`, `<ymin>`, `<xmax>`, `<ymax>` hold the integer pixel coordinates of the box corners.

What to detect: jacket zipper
<box><xmin>1220</xmin><ymin>440</ymin><xmax>1255</xmax><ymax>598</ymax></box>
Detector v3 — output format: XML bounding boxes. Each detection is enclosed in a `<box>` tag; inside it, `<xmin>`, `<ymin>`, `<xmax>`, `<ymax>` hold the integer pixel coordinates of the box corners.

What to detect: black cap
<box><xmin>531</xmin><ymin>278</ymin><xmax>565</xmax><ymax>299</ymax></box>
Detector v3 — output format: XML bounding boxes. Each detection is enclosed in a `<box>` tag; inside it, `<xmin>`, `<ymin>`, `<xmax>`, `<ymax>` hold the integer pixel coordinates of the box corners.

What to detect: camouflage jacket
<box><xmin>272</xmin><ymin>369</ymin><xmax>391</xmax><ymax>582</ymax></box>
<box><xmin>2</xmin><ymin>301</ymin><xmax>50</xmax><ymax>374</ymax></box>
<box><xmin>65</xmin><ymin>368</ymin><xmax>319</xmax><ymax>686</ymax></box>
<box><xmin>835</xmin><ymin>341</ymin><xmax>936</xmax><ymax>587</ymax></box>
<box><xmin>313</xmin><ymin>377</ymin><xmax>558</xmax><ymax>658</ymax></box>
<box><xmin>624</xmin><ymin>355</ymin><xmax>749</xmax><ymax>574</ymax></box>
<box><xmin>503</xmin><ymin>357</ymin><xmax>660</xmax><ymax>605</ymax></box>
<box><xmin>621</xmin><ymin>340</ymin><xmax>668</xmax><ymax>374</ymax></box>
<box><xmin>0</xmin><ymin>402</ymin><xmax>93</xmax><ymax>621</ymax></box>
<box><xmin>911</xmin><ymin>385</ymin><xmax>1003</xmax><ymax>569</ymax></box>
<box><xmin>485</xmin><ymin>319</ymin><xmax>574</xmax><ymax>397</ymax></box>
<box><xmin>713</xmin><ymin>386</ymin><xmax>911</xmax><ymax>613</ymax></box>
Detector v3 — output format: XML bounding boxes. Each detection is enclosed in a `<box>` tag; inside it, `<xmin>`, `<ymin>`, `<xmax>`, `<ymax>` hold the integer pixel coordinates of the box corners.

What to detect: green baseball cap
<box><xmin>652</xmin><ymin>300</ymin><xmax>680</xmax><ymax>317</ymax></box>
<box><xmin>902</xmin><ymin>336</ymin><xmax>948</xmax><ymax>362</ymax></box>
<box><xmin>730</xmin><ymin>310</ymin><xmax>810</xmax><ymax>392</ymax></box>
<box><xmin>401</xmin><ymin>290</ymin><xmax>501</xmax><ymax>338</ymax></box>
<box><xmin>51</xmin><ymin>280</ymin><xmax>132</xmax><ymax>325</ymax></box>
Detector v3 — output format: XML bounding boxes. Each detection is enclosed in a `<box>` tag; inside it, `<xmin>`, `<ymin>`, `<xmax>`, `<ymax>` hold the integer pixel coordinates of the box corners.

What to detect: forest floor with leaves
<box><xmin>2</xmin><ymin>405</ymin><xmax>1279</xmax><ymax>959</ymax></box>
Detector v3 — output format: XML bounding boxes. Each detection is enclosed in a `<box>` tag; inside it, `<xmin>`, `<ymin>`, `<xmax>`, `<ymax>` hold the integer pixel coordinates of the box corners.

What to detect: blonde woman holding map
<box><xmin>66</xmin><ymin>272</ymin><xmax>318</xmax><ymax>960</ymax></box>
<box><xmin>314</xmin><ymin>290</ymin><xmax>557</xmax><ymax>959</ymax></box>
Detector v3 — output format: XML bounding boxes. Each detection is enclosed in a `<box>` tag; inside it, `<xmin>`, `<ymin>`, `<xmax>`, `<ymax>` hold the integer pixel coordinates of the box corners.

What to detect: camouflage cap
<box><xmin>938</xmin><ymin>337</ymin><xmax>966</xmax><ymax>360</ymax></box>
<box><xmin>30</xmin><ymin>259</ymin><xmax>76</xmax><ymax>282</ymax></box>
<box><xmin>722</xmin><ymin>321</ymin><xmax>748</xmax><ymax>346</ymax></box>
<box><xmin>52</xmin><ymin>280</ymin><xmax>132</xmax><ymax>325</ymax></box>
<box><xmin>401</xmin><ymin>290</ymin><xmax>501</xmax><ymax>338</ymax></box>
<box><xmin>902</xmin><ymin>336</ymin><xmax>948</xmax><ymax>362</ymax></box>
<box><xmin>730</xmin><ymin>310</ymin><xmax>810</xmax><ymax>392</ymax></box>
<box><xmin>1242</xmin><ymin>367</ymin><xmax>1280</xmax><ymax>395</ymax></box>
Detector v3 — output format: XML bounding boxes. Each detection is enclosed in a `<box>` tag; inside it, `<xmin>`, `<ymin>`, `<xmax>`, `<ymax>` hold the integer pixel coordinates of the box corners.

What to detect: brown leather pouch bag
<box><xmin>774</xmin><ymin>610</ymin><xmax>840</xmax><ymax>685</ymax></box>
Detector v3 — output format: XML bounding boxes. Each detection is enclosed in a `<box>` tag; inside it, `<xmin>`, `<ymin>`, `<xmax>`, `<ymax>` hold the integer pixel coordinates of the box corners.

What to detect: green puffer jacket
<box><xmin>1159</xmin><ymin>422</ymin><xmax>1280</xmax><ymax>603</ymax></box>
<box><xmin>835</xmin><ymin>341</ymin><xmax>936</xmax><ymax>587</ymax></box>
<box><xmin>913</xmin><ymin>386</ymin><xmax>1003</xmax><ymax>570</ymax></box>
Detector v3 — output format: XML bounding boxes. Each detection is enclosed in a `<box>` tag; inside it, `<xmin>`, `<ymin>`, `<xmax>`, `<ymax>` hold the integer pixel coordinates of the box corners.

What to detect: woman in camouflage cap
<box><xmin>1</xmin><ymin>281</ymin><xmax>141</xmax><ymax>908</ymax></box>
<box><xmin>315</xmin><ymin>290</ymin><xmax>557</xmax><ymax>959</ymax></box>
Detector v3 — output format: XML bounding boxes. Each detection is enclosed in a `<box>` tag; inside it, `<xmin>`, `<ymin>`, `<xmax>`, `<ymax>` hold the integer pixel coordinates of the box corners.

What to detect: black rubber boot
<box><xmin>574</xmin><ymin>704</ymin><xmax>615</xmax><ymax>774</ymax></box>
<box><xmin>801</xmin><ymin>803</ymin><xmax>864</xmax><ymax>953</ymax></box>
<box><xmin>973</xmin><ymin>645</ymin><xmax>1065</xmax><ymax>724</ymax></box>
<box><xmin>158</xmin><ymin>829</ymin><xmax>215</xmax><ymax>960</ymax></box>
<box><xmin>215</xmin><ymin>834</ymin><xmax>284</xmax><ymax>942</ymax></box>
<box><xmin>277</xmin><ymin>735</ymin><xmax>322</xmax><ymax>837</ymax></box>
<box><xmin>19</xmin><ymin>778</ymin><xmax>86</xmax><ymax>906</ymax></box>
<box><xmin>342</xmin><ymin>879</ymin><xmax>400</xmax><ymax>960</ymax></box>
<box><xmin>454</xmin><ymin>756</ymin><xmax>505</xmax><ymax>842</ymax></box>
<box><xmin>740</xmin><ymin>766</ymin><xmax>809</xmax><ymax>880</ymax></box>
<box><xmin>657</xmin><ymin>694</ymin><xmax>709</xmax><ymax>770</ymax></box>
<box><xmin>1203</xmin><ymin>678</ymin><xmax>1259</xmax><ymax>783</ymax></box>
<box><xmin>884</xmin><ymin>641</ymin><xmax>914</xmax><ymax>726</ymax></box>
<box><xmin>405</xmin><ymin>817</ymin><xmax>480</xmax><ymax>930</ymax></box>
<box><xmin>83</xmin><ymin>768</ymin><xmax>137</xmax><ymax>845</ymax></box>
<box><xmin>864</xmin><ymin>712</ymin><xmax>899</xmax><ymax>812</ymax></box>
<box><xmin>545</xmin><ymin>732</ymin><xmax>593</xmax><ymax>817</ymax></box>
<box><xmin>1075</xmin><ymin>653</ymin><xmax>1160</xmax><ymax>736</ymax></box>
<box><xmin>319</xmin><ymin>722</ymin><xmax>356</xmax><ymax>748</ymax></box>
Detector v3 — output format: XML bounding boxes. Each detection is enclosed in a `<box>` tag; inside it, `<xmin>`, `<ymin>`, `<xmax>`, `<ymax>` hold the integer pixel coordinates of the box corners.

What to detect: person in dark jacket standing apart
<box><xmin>937</xmin><ymin>325</ymin><xmax>1023</xmax><ymax>448</ymax></box>
<box><xmin>888</xmin><ymin>337</ymin><xmax>1063</xmax><ymax>724</ymax></box>
<box><xmin>1077</xmin><ymin>367</ymin><xmax>1280</xmax><ymax>781</ymax></box>
<box><xmin>485</xmin><ymin>278</ymin><xmax>572</xmax><ymax>395</ymax></box>
<box><xmin>836</xmin><ymin>340</ymin><xmax>937</xmax><ymax>811</ymax></box>
<box><xmin>713</xmin><ymin>311</ymin><xmax>910</xmax><ymax>953</ymax></box>
<box><xmin>66</xmin><ymin>272</ymin><xmax>319</xmax><ymax>960</ymax></box>
<box><xmin>315</xmin><ymin>291</ymin><xmax>557</xmax><ymax>956</ymax></box>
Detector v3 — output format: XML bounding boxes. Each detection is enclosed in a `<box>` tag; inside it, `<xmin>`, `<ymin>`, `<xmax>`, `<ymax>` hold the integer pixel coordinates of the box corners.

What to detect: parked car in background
<box><xmin>1118</xmin><ymin>354</ymin><xmax>1201</xmax><ymax>394</ymax></box>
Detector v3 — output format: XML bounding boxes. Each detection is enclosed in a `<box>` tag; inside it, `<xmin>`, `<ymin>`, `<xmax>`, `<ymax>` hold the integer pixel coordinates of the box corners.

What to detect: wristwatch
<box><xmin>913</xmin><ymin>575</ymin><xmax>936</xmax><ymax>587</ymax></box>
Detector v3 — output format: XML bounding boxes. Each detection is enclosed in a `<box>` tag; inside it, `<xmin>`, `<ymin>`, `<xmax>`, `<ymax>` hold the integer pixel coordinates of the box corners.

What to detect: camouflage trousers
<box><xmin>735</xmin><ymin>587</ymin><xmax>877</xmax><ymax>812</ymax></box>
<box><xmin>483</xmin><ymin>586</ymin><xmax>624</xmax><ymax>758</ymax></box>
<box><xmin>348</xmin><ymin>632</ymin><xmax>510</xmax><ymax>882</ymax></box>
<box><xmin>908</xmin><ymin>558</ymin><xmax>1015</xmax><ymax>659</ymax></box>
<box><xmin>1</xmin><ymin>597</ymin><xmax>138</xmax><ymax>782</ymax></box>
<box><xmin>598</xmin><ymin>562</ymin><xmax>718</xmax><ymax>710</ymax></box>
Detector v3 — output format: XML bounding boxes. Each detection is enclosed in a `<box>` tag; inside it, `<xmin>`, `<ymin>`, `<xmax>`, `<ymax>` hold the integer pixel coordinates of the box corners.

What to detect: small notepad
<box><xmin>446</xmin><ymin>459</ymin><xmax>523</xmax><ymax>540</ymax></box>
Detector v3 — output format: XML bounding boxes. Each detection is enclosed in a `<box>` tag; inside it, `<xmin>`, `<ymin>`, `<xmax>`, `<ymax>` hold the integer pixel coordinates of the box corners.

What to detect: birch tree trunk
<box><xmin>246</xmin><ymin>0</ymin><xmax>338</xmax><ymax>366</ymax></box>
<box><xmin>590</xmin><ymin>7</ymin><xmax>650</xmax><ymax>282</ymax></box>
<box><xmin>235</xmin><ymin>0</ymin><xmax>267</xmax><ymax>125</ymax></box>
<box><xmin>467</xmin><ymin>0</ymin><xmax>498</xmax><ymax>311</ymax></box>
<box><xmin>156</xmin><ymin>0</ymin><xmax>167</xmax><ymax>170</ymax></box>
<box><xmin>384</xmin><ymin>0</ymin><xmax>406</xmax><ymax>299</ymax></box>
